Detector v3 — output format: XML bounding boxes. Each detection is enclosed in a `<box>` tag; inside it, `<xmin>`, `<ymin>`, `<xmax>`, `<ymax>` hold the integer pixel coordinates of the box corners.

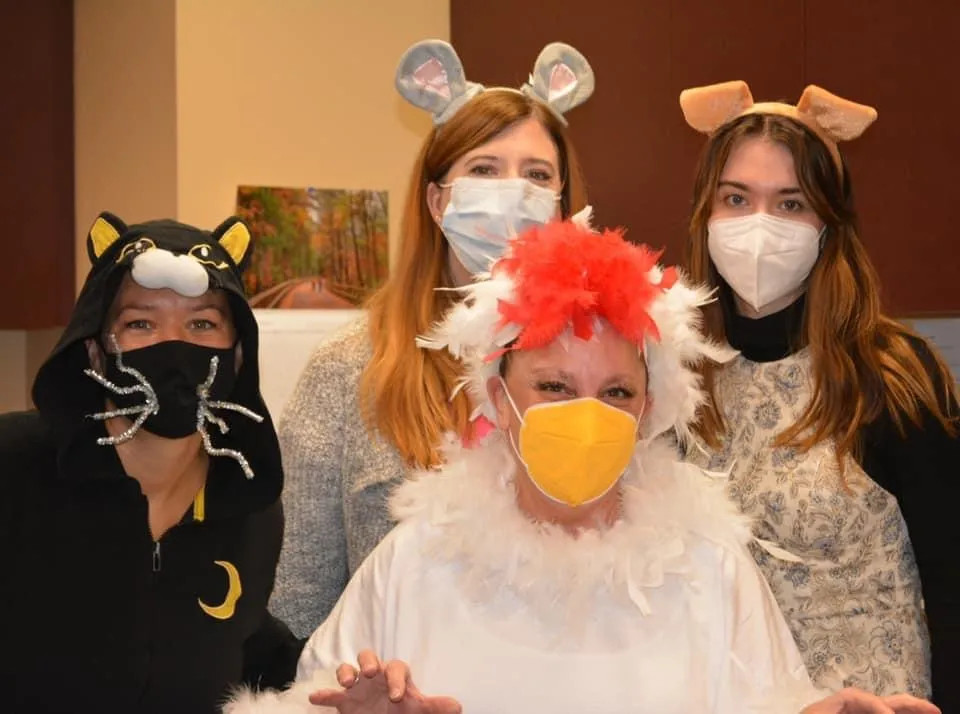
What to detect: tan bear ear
<box><xmin>212</xmin><ymin>216</ymin><xmax>253</xmax><ymax>271</ymax></box>
<box><xmin>679</xmin><ymin>80</ymin><xmax>754</xmax><ymax>133</ymax></box>
<box><xmin>87</xmin><ymin>211</ymin><xmax>128</xmax><ymax>262</ymax></box>
<box><xmin>796</xmin><ymin>85</ymin><xmax>877</xmax><ymax>141</ymax></box>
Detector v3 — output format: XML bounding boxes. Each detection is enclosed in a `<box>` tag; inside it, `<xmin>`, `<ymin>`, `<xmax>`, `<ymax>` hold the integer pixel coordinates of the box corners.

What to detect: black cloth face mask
<box><xmin>99</xmin><ymin>339</ymin><xmax>238</xmax><ymax>439</ymax></box>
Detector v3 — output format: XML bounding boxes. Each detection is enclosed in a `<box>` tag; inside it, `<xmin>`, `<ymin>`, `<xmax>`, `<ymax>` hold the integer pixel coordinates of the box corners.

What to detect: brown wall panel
<box><xmin>804</xmin><ymin>0</ymin><xmax>960</xmax><ymax>315</ymax></box>
<box><xmin>0</xmin><ymin>1</ymin><xmax>75</xmax><ymax>329</ymax></box>
<box><xmin>452</xmin><ymin>0</ymin><xmax>960</xmax><ymax>315</ymax></box>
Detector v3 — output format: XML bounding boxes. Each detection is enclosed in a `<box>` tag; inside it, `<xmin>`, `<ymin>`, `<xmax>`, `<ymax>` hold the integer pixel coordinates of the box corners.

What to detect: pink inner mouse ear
<box><xmin>521</xmin><ymin>42</ymin><xmax>595</xmax><ymax>125</ymax></box>
<box><xmin>395</xmin><ymin>39</ymin><xmax>484</xmax><ymax>126</ymax></box>
<box><xmin>679</xmin><ymin>80</ymin><xmax>755</xmax><ymax>134</ymax></box>
<box><xmin>796</xmin><ymin>84</ymin><xmax>878</xmax><ymax>141</ymax></box>
<box><xmin>412</xmin><ymin>56</ymin><xmax>452</xmax><ymax>100</ymax></box>
<box><xmin>548</xmin><ymin>62</ymin><xmax>578</xmax><ymax>103</ymax></box>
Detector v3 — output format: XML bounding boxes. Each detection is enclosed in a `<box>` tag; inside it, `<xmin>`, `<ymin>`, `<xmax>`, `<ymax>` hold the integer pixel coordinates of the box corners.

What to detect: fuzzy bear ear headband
<box><xmin>396</xmin><ymin>39</ymin><xmax>594</xmax><ymax>127</ymax></box>
<box><xmin>679</xmin><ymin>80</ymin><xmax>878</xmax><ymax>172</ymax></box>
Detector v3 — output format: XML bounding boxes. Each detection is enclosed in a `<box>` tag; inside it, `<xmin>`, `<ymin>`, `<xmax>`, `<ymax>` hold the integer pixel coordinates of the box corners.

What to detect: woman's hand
<box><xmin>308</xmin><ymin>650</ymin><xmax>462</xmax><ymax>714</ymax></box>
<box><xmin>800</xmin><ymin>688</ymin><xmax>940</xmax><ymax>714</ymax></box>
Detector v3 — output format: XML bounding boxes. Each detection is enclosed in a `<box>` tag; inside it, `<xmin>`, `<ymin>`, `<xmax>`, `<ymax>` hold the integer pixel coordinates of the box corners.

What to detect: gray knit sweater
<box><xmin>270</xmin><ymin>316</ymin><xmax>407</xmax><ymax>637</ymax></box>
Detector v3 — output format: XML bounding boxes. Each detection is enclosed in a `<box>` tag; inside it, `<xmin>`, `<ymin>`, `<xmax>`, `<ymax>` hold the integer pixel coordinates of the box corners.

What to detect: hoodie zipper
<box><xmin>152</xmin><ymin>540</ymin><xmax>162</xmax><ymax>573</ymax></box>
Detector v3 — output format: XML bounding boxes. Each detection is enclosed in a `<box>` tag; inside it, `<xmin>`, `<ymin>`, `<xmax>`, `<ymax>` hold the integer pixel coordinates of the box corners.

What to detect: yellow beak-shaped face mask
<box><xmin>503</xmin><ymin>383</ymin><xmax>639</xmax><ymax>507</ymax></box>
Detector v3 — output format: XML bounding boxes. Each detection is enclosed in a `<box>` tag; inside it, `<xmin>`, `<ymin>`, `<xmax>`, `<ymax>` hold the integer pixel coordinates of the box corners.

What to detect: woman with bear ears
<box><xmin>271</xmin><ymin>39</ymin><xmax>592</xmax><ymax>636</ymax></box>
<box><xmin>680</xmin><ymin>80</ymin><xmax>959</xmax><ymax>708</ymax></box>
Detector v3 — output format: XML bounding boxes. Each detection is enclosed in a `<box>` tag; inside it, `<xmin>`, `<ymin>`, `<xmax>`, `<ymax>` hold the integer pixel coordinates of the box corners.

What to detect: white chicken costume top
<box><xmin>227</xmin><ymin>435</ymin><xmax>823</xmax><ymax>714</ymax></box>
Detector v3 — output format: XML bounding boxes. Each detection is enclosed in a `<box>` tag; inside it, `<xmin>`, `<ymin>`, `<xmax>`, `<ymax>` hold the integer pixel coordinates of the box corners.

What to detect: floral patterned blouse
<box><xmin>684</xmin><ymin>297</ymin><xmax>960</xmax><ymax>703</ymax></box>
<box><xmin>687</xmin><ymin>347</ymin><xmax>930</xmax><ymax>696</ymax></box>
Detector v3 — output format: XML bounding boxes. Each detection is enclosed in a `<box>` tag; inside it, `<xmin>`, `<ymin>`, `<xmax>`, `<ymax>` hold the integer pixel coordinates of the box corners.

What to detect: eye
<box><xmin>722</xmin><ymin>193</ymin><xmax>747</xmax><ymax>207</ymax></box>
<box><xmin>190</xmin><ymin>318</ymin><xmax>219</xmax><ymax>330</ymax></box>
<box><xmin>535</xmin><ymin>380</ymin><xmax>572</xmax><ymax>396</ymax></box>
<box><xmin>124</xmin><ymin>319</ymin><xmax>152</xmax><ymax>330</ymax></box>
<box><xmin>603</xmin><ymin>386</ymin><xmax>636</xmax><ymax>400</ymax></box>
<box><xmin>525</xmin><ymin>168</ymin><xmax>555</xmax><ymax>185</ymax></box>
<box><xmin>780</xmin><ymin>198</ymin><xmax>806</xmax><ymax>212</ymax></box>
<box><xmin>467</xmin><ymin>164</ymin><xmax>498</xmax><ymax>177</ymax></box>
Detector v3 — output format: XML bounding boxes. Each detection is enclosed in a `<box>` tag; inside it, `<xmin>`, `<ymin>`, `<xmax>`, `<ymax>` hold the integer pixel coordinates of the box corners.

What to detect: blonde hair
<box><xmin>687</xmin><ymin>113</ymin><xmax>957</xmax><ymax>462</ymax></box>
<box><xmin>360</xmin><ymin>90</ymin><xmax>588</xmax><ymax>467</ymax></box>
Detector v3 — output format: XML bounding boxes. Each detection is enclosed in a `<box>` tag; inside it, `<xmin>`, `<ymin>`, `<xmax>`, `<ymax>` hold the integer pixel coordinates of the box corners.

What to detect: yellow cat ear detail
<box><xmin>218</xmin><ymin>221</ymin><xmax>252</xmax><ymax>267</ymax></box>
<box><xmin>87</xmin><ymin>212</ymin><xmax>128</xmax><ymax>262</ymax></box>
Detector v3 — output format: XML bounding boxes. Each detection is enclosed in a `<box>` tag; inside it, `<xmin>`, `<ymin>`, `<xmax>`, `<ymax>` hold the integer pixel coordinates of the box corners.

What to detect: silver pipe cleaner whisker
<box><xmin>195</xmin><ymin>355</ymin><xmax>264</xmax><ymax>480</ymax></box>
<box><xmin>85</xmin><ymin>336</ymin><xmax>159</xmax><ymax>445</ymax></box>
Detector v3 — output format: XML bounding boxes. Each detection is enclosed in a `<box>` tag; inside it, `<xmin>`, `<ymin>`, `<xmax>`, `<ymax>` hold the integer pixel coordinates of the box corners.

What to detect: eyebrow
<box><xmin>190</xmin><ymin>302</ymin><xmax>229</xmax><ymax>315</ymax></box>
<box><xmin>523</xmin><ymin>158</ymin><xmax>558</xmax><ymax>171</ymax></box>
<box><xmin>465</xmin><ymin>154</ymin><xmax>558</xmax><ymax>169</ymax></box>
<box><xmin>600</xmin><ymin>373</ymin><xmax>641</xmax><ymax>386</ymax></box>
<box><xmin>115</xmin><ymin>302</ymin><xmax>228</xmax><ymax>315</ymax></box>
<box><xmin>718</xmin><ymin>180</ymin><xmax>803</xmax><ymax>195</ymax></box>
<box><xmin>529</xmin><ymin>368</ymin><xmax>577</xmax><ymax>381</ymax></box>
<box><xmin>115</xmin><ymin>302</ymin><xmax>159</xmax><ymax>313</ymax></box>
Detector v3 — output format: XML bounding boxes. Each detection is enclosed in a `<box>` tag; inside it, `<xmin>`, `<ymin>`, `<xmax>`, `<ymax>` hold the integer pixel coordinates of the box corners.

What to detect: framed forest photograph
<box><xmin>236</xmin><ymin>185</ymin><xmax>389</xmax><ymax>309</ymax></box>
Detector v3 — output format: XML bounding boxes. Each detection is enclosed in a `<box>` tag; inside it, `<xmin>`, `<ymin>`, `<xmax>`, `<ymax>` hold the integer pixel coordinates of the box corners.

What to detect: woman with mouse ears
<box><xmin>271</xmin><ymin>39</ymin><xmax>594</xmax><ymax>637</ymax></box>
<box><xmin>679</xmin><ymin>81</ymin><xmax>959</xmax><ymax>709</ymax></box>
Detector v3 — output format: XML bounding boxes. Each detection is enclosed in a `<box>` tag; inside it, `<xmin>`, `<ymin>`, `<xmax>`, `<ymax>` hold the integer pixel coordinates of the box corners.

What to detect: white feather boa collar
<box><xmin>390</xmin><ymin>433</ymin><xmax>753</xmax><ymax>630</ymax></box>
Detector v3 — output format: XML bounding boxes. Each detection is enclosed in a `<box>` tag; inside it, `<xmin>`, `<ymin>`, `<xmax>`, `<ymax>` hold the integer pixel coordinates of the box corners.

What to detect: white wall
<box><xmin>254</xmin><ymin>309</ymin><xmax>360</xmax><ymax>421</ymax></box>
<box><xmin>909</xmin><ymin>318</ymin><xmax>960</xmax><ymax>386</ymax></box>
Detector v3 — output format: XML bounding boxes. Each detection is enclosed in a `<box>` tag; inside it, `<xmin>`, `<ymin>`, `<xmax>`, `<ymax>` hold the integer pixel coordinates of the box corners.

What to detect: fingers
<box><xmin>383</xmin><ymin>659</ymin><xmax>410</xmax><ymax>701</ymax></box>
<box><xmin>335</xmin><ymin>663</ymin><xmax>359</xmax><ymax>688</ymax></box>
<box><xmin>308</xmin><ymin>688</ymin><xmax>347</xmax><ymax>706</ymax></box>
<box><xmin>801</xmin><ymin>688</ymin><xmax>895</xmax><ymax>714</ymax></box>
<box><xmin>834</xmin><ymin>688</ymin><xmax>895</xmax><ymax>714</ymax></box>
<box><xmin>356</xmin><ymin>649</ymin><xmax>382</xmax><ymax>678</ymax></box>
<box><xmin>331</xmin><ymin>649</ymin><xmax>383</xmax><ymax>693</ymax></box>
<box><xmin>424</xmin><ymin>695</ymin><xmax>463</xmax><ymax>714</ymax></box>
<box><xmin>404</xmin><ymin>679</ymin><xmax>462</xmax><ymax>714</ymax></box>
<box><xmin>842</xmin><ymin>687</ymin><xmax>896</xmax><ymax>714</ymax></box>
<box><xmin>880</xmin><ymin>694</ymin><xmax>941</xmax><ymax>714</ymax></box>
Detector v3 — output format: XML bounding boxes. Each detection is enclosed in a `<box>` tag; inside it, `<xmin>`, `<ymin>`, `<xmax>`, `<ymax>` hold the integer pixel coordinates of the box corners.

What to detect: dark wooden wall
<box><xmin>0</xmin><ymin>1</ymin><xmax>75</xmax><ymax>329</ymax></box>
<box><xmin>452</xmin><ymin>0</ymin><xmax>960</xmax><ymax>316</ymax></box>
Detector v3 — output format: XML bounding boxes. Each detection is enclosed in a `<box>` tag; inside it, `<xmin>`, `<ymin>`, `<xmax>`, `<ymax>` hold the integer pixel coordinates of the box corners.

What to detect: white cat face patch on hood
<box><xmin>130</xmin><ymin>247</ymin><xmax>210</xmax><ymax>297</ymax></box>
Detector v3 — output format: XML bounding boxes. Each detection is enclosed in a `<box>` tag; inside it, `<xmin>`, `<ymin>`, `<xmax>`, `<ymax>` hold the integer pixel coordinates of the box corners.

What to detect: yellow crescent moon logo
<box><xmin>198</xmin><ymin>560</ymin><xmax>242</xmax><ymax>620</ymax></box>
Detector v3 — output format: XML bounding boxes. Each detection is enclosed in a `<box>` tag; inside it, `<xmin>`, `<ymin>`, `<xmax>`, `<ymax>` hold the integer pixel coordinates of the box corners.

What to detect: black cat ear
<box><xmin>87</xmin><ymin>212</ymin><xmax>128</xmax><ymax>263</ymax></box>
<box><xmin>211</xmin><ymin>216</ymin><xmax>253</xmax><ymax>272</ymax></box>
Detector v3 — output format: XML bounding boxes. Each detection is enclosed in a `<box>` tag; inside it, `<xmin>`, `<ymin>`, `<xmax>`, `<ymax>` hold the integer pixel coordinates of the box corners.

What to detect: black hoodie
<box><xmin>0</xmin><ymin>213</ymin><xmax>301</xmax><ymax>714</ymax></box>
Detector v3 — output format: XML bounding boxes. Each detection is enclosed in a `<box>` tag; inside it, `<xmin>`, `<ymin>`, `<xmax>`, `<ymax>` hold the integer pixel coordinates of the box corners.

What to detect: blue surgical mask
<box><xmin>439</xmin><ymin>177</ymin><xmax>560</xmax><ymax>275</ymax></box>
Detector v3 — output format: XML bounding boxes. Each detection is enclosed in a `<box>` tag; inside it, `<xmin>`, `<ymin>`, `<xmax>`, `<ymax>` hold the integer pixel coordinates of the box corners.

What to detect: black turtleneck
<box><xmin>725</xmin><ymin>295</ymin><xmax>960</xmax><ymax>712</ymax></box>
<box><xmin>724</xmin><ymin>293</ymin><xmax>807</xmax><ymax>362</ymax></box>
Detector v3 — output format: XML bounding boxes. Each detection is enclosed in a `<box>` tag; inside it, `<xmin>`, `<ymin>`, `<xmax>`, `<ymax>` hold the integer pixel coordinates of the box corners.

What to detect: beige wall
<box><xmin>0</xmin><ymin>329</ymin><xmax>60</xmax><ymax>413</ymax></box>
<box><xmin>175</xmin><ymin>0</ymin><xmax>448</xmax><ymax>258</ymax></box>
<box><xmin>0</xmin><ymin>0</ymin><xmax>448</xmax><ymax>413</ymax></box>
<box><xmin>73</xmin><ymin>0</ymin><xmax>179</xmax><ymax>291</ymax></box>
<box><xmin>0</xmin><ymin>331</ymin><xmax>27</xmax><ymax>413</ymax></box>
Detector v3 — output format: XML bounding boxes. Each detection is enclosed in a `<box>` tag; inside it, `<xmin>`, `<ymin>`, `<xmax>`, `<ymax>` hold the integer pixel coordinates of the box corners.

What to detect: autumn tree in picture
<box><xmin>236</xmin><ymin>185</ymin><xmax>389</xmax><ymax>309</ymax></box>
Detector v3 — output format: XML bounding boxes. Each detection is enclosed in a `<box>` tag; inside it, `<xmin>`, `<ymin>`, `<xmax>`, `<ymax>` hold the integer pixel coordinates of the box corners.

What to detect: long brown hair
<box><xmin>361</xmin><ymin>90</ymin><xmax>587</xmax><ymax>468</ymax></box>
<box><xmin>687</xmin><ymin>113</ymin><xmax>957</xmax><ymax>461</ymax></box>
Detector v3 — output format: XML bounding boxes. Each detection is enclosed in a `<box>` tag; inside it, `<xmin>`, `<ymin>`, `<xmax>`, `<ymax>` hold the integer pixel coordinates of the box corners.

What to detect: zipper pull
<box><xmin>152</xmin><ymin>541</ymin><xmax>162</xmax><ymax>573</ymax></box>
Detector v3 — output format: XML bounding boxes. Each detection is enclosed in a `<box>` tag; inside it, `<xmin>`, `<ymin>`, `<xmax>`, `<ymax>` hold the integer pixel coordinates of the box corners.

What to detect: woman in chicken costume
<box><xmin>228</xmin><ymin>221</ymin><xmax>937</xmax><ymax>714</ymax></box>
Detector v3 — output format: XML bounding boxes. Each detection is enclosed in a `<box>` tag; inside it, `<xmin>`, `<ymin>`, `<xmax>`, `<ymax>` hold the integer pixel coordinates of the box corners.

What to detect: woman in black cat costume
<box><xmin>0</xmin><ymin>212</ymin><xmax>301</xmax><ymax>714</ymax></box>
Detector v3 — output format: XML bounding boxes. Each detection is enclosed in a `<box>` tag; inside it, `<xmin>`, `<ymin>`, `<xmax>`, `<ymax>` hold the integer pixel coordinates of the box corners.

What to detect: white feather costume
<box><xmin>226</xmin><ymin>223</ymin><xmax>824</xmax><ymax>713</ymax></box>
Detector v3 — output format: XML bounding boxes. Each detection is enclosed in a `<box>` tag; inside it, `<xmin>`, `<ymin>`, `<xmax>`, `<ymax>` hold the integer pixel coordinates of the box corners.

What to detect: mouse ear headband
<box><xmin>679</xmin><ymin>80</ymin><xmax>877</xmax><ymax>172</ymax></box>
<box><xmin>396</xmin><ymin>39</ymin><xmax>594</xmax><ymax>127</ymax></box>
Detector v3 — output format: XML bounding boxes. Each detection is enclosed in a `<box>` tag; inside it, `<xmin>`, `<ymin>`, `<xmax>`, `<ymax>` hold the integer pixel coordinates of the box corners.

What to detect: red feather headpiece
<box><xmin>491</xmin><ymin>221</ymin><xmax>677</xmax><ymax>358</ymax></box>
